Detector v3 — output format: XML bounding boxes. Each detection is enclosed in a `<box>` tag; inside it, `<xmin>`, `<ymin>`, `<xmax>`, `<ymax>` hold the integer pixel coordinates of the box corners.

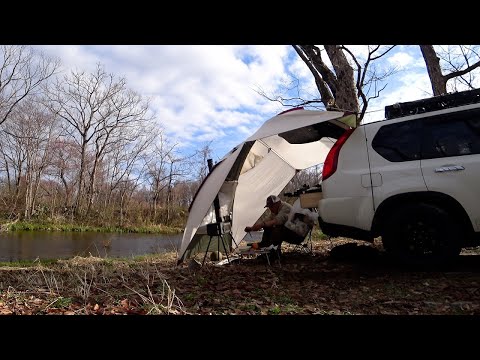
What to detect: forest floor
<box><xmin>1</xmin><ymin>237</ymin><xmax>480</xmax><ymax>315</ymax></box>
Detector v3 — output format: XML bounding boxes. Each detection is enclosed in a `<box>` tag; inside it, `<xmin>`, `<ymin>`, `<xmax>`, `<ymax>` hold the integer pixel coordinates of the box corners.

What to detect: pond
<box><xmin>0</xmin><ymin>231</ymin><xmax>183</xmax><ymax>262</ymax></box>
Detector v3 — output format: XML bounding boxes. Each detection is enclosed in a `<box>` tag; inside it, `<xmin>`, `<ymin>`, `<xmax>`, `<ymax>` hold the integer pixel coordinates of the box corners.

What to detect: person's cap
<box><xmin>264</xmin><ymin>195</ymin><xmax>281</xmax><ymax>208</ymax></box>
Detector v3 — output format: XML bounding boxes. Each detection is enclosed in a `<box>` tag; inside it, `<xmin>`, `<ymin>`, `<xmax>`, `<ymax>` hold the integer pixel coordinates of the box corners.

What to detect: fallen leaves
<box><xmin>0</xmin><ymin>239</ymin><xmax>480</xmax><ymax>315</ymax></box>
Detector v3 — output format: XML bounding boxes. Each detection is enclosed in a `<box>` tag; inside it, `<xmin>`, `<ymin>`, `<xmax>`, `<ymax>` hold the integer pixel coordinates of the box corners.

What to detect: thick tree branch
<box><xmin>444</xmin><ymin>60</ymin><xmax>480</xmax><ymax>82</ymax></box>
<box><xmin>293</xmin><ymin>45</ymin><xmax>334</xmax><ymax>108</ymax></box>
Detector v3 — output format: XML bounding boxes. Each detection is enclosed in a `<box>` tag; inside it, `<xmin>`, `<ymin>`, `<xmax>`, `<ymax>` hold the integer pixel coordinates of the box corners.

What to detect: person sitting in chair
<box><xmin>244</xmin><ymin>195</ymin><xmax>305</xmax><ymax>258</ymax></box>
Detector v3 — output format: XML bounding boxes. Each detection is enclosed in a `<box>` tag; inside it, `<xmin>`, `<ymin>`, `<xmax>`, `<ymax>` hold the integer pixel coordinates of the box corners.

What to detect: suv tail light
<box><xmin>322</xmin><ymin>128</ymin><xmax>355</xmax><ymax>181</ymax></box>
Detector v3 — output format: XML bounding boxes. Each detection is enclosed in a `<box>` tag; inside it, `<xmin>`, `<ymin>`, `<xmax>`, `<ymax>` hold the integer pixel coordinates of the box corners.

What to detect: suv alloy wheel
<box><xmin>382</xmin><ymin>202</ymin><xmax>462</xmax><ymax>265</ymax></box>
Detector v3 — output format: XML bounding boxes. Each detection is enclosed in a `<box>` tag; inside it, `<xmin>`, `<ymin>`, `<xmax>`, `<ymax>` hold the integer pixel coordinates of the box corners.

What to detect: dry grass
<box><xmin>1</xmin><ymin>237</ymin><xmax>480</xmax><ymax>315</ymax></box>
<box><xmin>0</xmin><ymin>253</ymin><xmax>185</xmax><ymax>315</ymax></box>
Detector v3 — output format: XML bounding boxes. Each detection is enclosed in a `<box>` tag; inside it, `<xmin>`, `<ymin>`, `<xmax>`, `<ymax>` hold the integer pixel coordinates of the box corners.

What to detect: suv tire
<box><xmin>382</xmin><ymin>202</ymin><xmax>462</xmax><ymax>265</ymax></box>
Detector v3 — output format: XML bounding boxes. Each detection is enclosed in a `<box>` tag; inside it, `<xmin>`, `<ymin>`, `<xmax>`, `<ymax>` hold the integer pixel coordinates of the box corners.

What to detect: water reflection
<box><xmin>0</xmin><ymin>231</ymin><xmax>183</xmax><ymax>262</ymax></box>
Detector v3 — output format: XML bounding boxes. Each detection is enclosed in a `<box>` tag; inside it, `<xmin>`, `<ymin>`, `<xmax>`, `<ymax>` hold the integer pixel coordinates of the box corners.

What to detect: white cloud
<box><xmin>34</xmin><ymin>45</ymin><xmax>292</xmax><ymax>158</ymax></box>
<box><xmin>362</xmin><ymin>70</ymin><xmax>432</xmax><ymax>124</ymax></box>
<box><xmin>288</xmin><ymin>54</ymin><xmax>312</xmax><ymax>80</ymax></box>
<box><xmin>343</xmin><ymin>45</ymin><xmax>371</xmax><ymax>60</ymax></box>
<box><xmin>385</xmin><ymin>72</ymin><xmax>433</xmax><ymax>103</ymax></box>
<box><xmin>34</xmin><ymin>45</ymin><xmax>467</xmax><ymax>158</ymax></box>
<box><xmin>36</xmin><ymin>45</ymin><xmax>98</xmax><ymax>73</ymax></box>
<box><xmin>387</xmin><ymin>52</ymin><xmax>415</xmax><ymax>69</ymax></box>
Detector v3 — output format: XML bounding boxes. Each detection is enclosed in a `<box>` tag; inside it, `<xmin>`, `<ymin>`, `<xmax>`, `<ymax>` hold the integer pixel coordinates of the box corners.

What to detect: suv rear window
<box><xmin>372</xmin><ymin>120</ymin><xmax>422</xmax><ymax>162</ymax></box>
<box><xmin>422</xmin><ymin>108</ymin><xmax>480</xmax><ymax>159</ymax></box>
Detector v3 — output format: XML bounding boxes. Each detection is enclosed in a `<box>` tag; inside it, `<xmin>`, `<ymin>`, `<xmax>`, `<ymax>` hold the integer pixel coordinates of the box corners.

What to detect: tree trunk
<box><xmin>74</xmin><ymin>140</ymin><xmax>87</xmax><ymax>216</ymax></box>
<box><xmin>323</xmin><ymin>45</ymin><xmax>359</xmax><ymax>113</ymax></box>
<box><xmin>24</xmin><ymin>169</ymin><xmax>32</xmax><ymax>219</ymax></box>
<box><xmin>85</xmin><ymin>157</ymin><xmax>99</xmax><ymax>217</ymax></box>
<box><xmin>166</xmin><ymin>162</ymin><xmax>173</xmax><ymax>223</ymax></box>
<box><xmin>293</xmin><ymin>45</ymin><xmax>336</xmax><ymax>109</ymax></box>
<box><xmin>420</xmin><ymin>45</ymin><xmax>447</xmax><ymax>96</ymax></box>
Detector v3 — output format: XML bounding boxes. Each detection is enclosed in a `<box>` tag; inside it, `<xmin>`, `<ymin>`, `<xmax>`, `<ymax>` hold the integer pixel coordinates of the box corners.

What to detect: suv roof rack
<box><xmin>385</xmin><ymin>88</ymin><xmax>480</xmax><ymax>120</ymax></box>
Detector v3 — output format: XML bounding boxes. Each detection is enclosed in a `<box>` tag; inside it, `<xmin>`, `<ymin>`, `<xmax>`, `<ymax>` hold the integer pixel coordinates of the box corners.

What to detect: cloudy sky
<box><xmin>34</xmin><ymin>45</ymin><xmax>436</xmax><ymax>161</ymax></box>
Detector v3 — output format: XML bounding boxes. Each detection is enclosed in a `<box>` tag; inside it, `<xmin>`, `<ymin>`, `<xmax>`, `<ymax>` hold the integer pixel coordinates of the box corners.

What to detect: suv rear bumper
<box><xmin>318</xmin><ymin>217</ymin><xmax>374</xmax><ymax>242</ymax></box>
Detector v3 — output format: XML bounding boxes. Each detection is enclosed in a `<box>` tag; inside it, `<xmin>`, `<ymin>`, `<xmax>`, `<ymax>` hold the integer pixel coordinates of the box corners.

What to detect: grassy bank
<box><xmin>1</xmin><ymin>220</ymin><xmax>183</xmax><ymax>235</ymax></box>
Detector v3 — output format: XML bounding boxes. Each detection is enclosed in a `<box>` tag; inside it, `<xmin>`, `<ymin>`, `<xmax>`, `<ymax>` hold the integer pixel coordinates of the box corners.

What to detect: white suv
<box><xmin>318</xmin><ymin>89</ymin><xmax>480</xmax><ymax>264</ymax></box>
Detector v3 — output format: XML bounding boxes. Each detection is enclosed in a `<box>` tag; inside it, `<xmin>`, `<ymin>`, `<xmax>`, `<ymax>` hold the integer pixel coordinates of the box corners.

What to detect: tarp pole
<box><xmin>202</xmin><ymin>159</ymin><xmax>232</xmax><ymax>265</ymax></box>
<box><xmin>208</xmin><ymin>159</ymin><xmax>222</xmax><ymax>224</ymax></box>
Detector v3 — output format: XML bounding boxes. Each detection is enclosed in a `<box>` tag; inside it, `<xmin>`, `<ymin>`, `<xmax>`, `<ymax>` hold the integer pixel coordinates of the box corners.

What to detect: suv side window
<box><xmin>372</xmin><ymin>120</ymin><xmax>422</xmax><ymax>162</ymax></box>
<box><xmin>422</xmin><ymin>108</ymin><xmax>480</xmax><ymax>159</ymax></box>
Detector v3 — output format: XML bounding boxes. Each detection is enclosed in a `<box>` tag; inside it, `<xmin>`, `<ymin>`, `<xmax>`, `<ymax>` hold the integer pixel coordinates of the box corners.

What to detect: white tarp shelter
<box><xmin>177</xmin><ymin>108</ymin><xmax>356</xmax><ymax>264</ymax></box>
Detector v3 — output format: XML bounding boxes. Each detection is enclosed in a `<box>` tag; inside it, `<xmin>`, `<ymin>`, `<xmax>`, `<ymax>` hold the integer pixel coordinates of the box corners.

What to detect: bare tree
<box><xmin>0</xmin><ymin>122</ymin><xmax>27</xmax><ymax>217</ymax></box>
<box><xmin>0</xmin><ymin>45</ymin><xmax>59</xmax><ymax>127</ymax></box>
<box><xmin>47</xmin><ymin>138</ymin><xmax>80</xmax><ymax>213</ymax></box>
<box><xmin>0</xmin><ymin>131</ymin><xmax>15</xmax><ymax>193</ymax></box>
<box><xmin>171</xmin><ymin>180</ymin><xmax>199</xmax><ymax>208</ymax></box>
<box><xmin>271</xmin><ymin>45</ymin><xmax>397</xmax><ymax>124</ymax></box>
<box><xmin>195</xmin><ymin>142</ymin><xmax>213</xmax><ymax>183</ymax></box>
<box><xmin>100</xmin><ymin>124</ymin><xmax>157</xmax><ymax>223</ymax></box>
<box><xmin>45</xmin><ymin>63</ymin><xmax>151</xmax><ymax>217</ymax></box>
<box><xmin>85</xmin><ymin>89</ymin><xmax>151</xmax><ymax>216</ymax></box>
<box><xmin>164</xmin><ymin>151</ymin><xmax>190</xmax><ymax>223</ymax></box>
<box><xmin>420</xmin><ymin>45</ymin><xmax>480</xmax><ymax>95</ymax></box>
<box><xmin>3</xmin><ymin>99</ymin><xmax>58</xmax><ymax>219</ymax></box>
<box><xmin>145</xmin><ymin>132</ymin><xmax>180</xmax><ymax>220</ymax></box>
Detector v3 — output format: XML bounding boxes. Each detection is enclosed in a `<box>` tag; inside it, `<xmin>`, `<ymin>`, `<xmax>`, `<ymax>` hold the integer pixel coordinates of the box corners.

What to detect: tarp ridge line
<box><xmin>257</xmin><ymin>139</ymin><xmax>296</xmax><ymax>171</ymax></box>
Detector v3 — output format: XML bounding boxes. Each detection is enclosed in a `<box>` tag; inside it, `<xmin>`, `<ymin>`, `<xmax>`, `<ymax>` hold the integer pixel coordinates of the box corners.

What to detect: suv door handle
<box><xmin>434</xmin><ymin>165</ymin><xmax>465</xmax><ymax>173</ymax></box>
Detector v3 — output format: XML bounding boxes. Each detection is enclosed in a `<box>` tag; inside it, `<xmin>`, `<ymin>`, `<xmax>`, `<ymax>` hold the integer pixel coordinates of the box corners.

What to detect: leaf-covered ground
<box><xmin>1</xmin><ymin>238</ymin><xmax>480</xmax><ymax>315</ymax></box>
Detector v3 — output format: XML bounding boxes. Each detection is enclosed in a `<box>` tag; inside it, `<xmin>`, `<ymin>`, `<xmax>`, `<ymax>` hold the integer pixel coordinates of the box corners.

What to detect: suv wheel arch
<box><xmin>372</xmin><ymin>191</ymin><xmax>474</xmax><ymax>245</ymax></box>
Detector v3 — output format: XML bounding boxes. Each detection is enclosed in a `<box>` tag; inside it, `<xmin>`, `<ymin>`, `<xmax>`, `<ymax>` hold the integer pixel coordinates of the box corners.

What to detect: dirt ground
<box><xmin>1</xmin><ymin>237</ymin><xmax>480</xmax><ymax>315</ymax></box>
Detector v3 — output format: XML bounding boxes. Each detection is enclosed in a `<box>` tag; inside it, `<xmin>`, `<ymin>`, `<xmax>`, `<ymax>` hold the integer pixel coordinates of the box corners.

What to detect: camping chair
<box><xmin>237</xmin><ymin>244</ymin><xmax>281</xmax><ymax>267</ymax></box>
<box><xmin>290</xmin><ymin>226</ymin><xmax>314</xmax><ymax>254</ymax></box>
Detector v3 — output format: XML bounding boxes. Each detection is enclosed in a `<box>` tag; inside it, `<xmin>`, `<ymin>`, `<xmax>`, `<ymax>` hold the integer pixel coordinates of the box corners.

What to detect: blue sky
<box><xmin>33</xmin><ymin>45</ymin><xmax>441</xmax><ymax>161</ymax></box>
